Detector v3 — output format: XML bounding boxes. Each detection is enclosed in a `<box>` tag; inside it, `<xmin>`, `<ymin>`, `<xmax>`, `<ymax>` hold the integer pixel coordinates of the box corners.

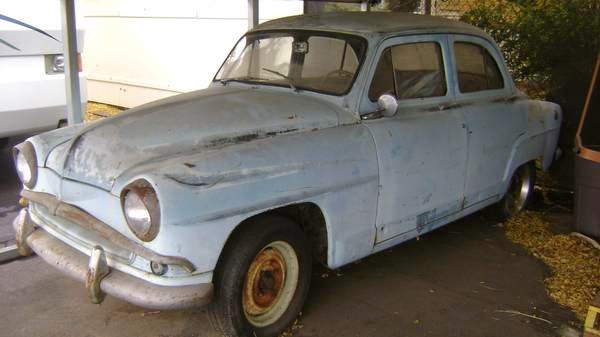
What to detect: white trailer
<box><xmin>81</xmin><ymin>0</ymin><xmax>303</xmax><ymax>108</ymax></box>
<box><xmin>0</xmin><ymin>0</ymin><xmax>87</xmax><ymax>143</ymax></box>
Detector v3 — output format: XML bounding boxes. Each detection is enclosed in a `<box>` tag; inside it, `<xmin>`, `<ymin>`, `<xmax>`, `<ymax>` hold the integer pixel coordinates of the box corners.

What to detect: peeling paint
<box><xmin>47</xmin><ymin>87</ymin><xmax>345</xmax><ymax>191</ymax></box>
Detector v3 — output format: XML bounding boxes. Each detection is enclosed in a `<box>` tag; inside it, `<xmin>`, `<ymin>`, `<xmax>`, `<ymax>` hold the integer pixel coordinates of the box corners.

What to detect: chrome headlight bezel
<box><xmin>121</xmin><ymin>179</ymin><xmax>161</xmax><ymax>242</ymax></box>
<box><xmin>12</xmin><ymin>141</ymin><xmax>38</xmax><ymax>189</ymax></box>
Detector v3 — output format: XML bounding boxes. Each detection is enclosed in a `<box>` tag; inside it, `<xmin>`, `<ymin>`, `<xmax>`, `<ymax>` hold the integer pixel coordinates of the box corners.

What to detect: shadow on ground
<box><xmin>0</xmin><ymin>138</ymin><xmax>25</xmax><ymax>247</ymax></box>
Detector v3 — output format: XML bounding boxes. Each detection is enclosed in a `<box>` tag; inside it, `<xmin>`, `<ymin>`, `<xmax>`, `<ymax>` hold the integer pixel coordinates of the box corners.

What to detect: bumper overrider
<box><xmin>13</xmin><ymin>190</ymin><xmax>213</xmax><ymax>310</ymax></box>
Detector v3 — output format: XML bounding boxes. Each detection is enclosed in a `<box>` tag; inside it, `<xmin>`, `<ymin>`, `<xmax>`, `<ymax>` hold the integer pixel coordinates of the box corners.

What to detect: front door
<box><xmin>361</xmin><ymin>35</ymin><xmax>468</xmax><ymax>243</ymax></box>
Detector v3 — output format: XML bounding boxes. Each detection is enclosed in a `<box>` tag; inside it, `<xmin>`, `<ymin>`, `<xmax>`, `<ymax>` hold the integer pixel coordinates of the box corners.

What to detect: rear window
<box><xmin>454</xmin><ymin>42</ymin><xmax>504</xmax><ymax>93</ymax></box>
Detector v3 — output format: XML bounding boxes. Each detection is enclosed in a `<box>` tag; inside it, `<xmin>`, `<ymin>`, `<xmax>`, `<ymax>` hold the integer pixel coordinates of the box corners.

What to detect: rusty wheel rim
<box><xmin>243</xmin><ymin>241</ymin><xmax>299</xmax><ymax>327</ymax></box>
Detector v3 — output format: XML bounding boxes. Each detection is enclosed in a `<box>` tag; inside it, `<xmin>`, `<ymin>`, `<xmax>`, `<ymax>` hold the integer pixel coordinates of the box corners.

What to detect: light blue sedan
<box><xmin>13</xmin><ymin>12</ymin><xmax>561</xmax><ymax>337</ymax></box>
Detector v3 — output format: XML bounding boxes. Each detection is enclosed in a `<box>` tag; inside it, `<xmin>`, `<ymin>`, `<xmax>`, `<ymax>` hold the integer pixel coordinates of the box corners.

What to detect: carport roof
<box><xmin>252</xmin><ymin>11</ymin><xmax>488</xmax><ymax>39</ymax></box>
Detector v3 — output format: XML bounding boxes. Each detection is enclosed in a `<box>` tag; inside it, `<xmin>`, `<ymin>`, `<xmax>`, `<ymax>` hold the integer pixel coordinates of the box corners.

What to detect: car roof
<box><xmin>252</xmin><ymin>12</ymin><xmax>490</xmax><ymax>40</ymax></box>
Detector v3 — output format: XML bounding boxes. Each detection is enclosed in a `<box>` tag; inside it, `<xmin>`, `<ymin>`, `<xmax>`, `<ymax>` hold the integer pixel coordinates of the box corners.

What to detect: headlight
<box><xmin>121</xmin><ymin>179</ymin><xmax>160</xmax><ymax>242</ymax></box>
<box><xmin>13</xmin><ymin>142</ymin><xmax>37</xmax><ymax>188</ymax></box>
<box><xmin>52</xmin><ymin>55</ymin><xmax>65</xmax><ymax>73</ymax></box>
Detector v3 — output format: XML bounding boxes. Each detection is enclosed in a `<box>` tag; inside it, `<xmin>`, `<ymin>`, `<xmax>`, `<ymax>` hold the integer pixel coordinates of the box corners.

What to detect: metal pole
<box><xmin>423</xmin><ymin>0</ymin><xmax>432</xmax><ymax>15</ymax></box>
<box><xmin>60</xmin><ymin>0</ymin><xmax>83</xmax><ymax>125</ymax></box>
<box><xmin>361</xmin><ymin>0</ymin><xmax>370</xmax><ymax>11</ymax></box>
<box><xmin>248</xmin><ymin>0</ymin><xmax>259</xmax><ymax>30</ymax></box>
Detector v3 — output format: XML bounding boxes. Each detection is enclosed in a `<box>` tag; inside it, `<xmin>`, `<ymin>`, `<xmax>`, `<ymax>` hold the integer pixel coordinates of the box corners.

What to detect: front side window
<box><xmin>215</xmin><ymin>31</ymin><xmax>367</xmax><ymax>95</ymax></box>
<box><xmin>369</xmin><ymin>42</ymin><xmax>447</xmax><ymax>101</ymax></box>
<box><xmin>454</xmin><ymin>42</ymin><xmax>504</xmax><ymax>93</ymax></box>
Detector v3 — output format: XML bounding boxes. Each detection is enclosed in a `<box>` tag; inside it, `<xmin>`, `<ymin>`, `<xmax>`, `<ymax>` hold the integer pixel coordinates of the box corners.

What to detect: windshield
<box><xmin>215</xmin><ymin>31</ymin><xmax>367</xmax><ymax>95</ymax></box>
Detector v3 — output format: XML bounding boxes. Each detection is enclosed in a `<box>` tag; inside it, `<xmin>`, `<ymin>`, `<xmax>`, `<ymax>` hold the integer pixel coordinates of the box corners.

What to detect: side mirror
<box><xmin>377</xmin><ymin>94</ymin><xmax>398</xmax><ymax>117</ymax></box>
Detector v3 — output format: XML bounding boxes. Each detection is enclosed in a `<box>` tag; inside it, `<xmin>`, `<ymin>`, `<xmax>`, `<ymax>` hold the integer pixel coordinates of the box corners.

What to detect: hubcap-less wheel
<box><xmin>209</xmin><ymin>216</ymin><xmax>311</xmax><ymax>337</ymax></box>
<box><xmin>243</xmin><ymin>241</ymin><xmax>299</xmax><ymax>327</ymax></box>
<box><xmin>504</xmin><ymin>164</ymin><xmax>533</xmax><ymax>215</ymax></box>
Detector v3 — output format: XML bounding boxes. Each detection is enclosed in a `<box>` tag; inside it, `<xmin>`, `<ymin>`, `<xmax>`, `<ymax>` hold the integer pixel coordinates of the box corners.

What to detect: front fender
<box><xmin>116</xmin><ymin>124</ymin><xmax>380</xmax><ymax>273</ymax></box>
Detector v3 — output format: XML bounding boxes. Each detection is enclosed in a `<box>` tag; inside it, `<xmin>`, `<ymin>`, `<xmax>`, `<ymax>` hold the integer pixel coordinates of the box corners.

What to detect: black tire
<box><xmin>209</xmin><ymin>215</ymin><xmax>312</xmax><ymax>337</ymax></box>
<box><xmin>497</xmin><ymin>161</ymin><xmax>536</xmax><ymax>220</ymax></box>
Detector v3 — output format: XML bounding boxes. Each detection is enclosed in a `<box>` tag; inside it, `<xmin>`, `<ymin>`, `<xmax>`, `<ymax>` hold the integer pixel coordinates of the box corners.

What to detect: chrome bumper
<box><xmin>14</xmin><ymin>208</ymin><xmax>213</xmax><ymax>310</ymax></box>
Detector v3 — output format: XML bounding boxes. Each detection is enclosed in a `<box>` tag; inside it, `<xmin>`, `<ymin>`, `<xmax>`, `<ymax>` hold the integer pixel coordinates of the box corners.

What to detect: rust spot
<box><xmin>164</xmin><ymin>174</ymin><xmax>208</xmax><ymax>187</ymax></box>
<box><xmin>209</xmin><ymin>129</ymin><xmax>300</xmax><ymax>148</ymax></box>
<box><xmin>243</xmin><ymin>247</ymin><xmax>286</xmax><ymax>316</ymax></box>
<box><xmin>120</xmin><ymin>179</ymin><xmax>161</xmax><ymax>242</ymax></box>
<box><xmin>209</xmin><ymin>133</ymin><xmax>260</xmax><ymax>147</ymax></box>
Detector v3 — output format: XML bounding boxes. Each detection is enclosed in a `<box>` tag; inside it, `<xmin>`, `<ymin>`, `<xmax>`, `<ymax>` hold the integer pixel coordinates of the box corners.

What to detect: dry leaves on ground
<box><xmin>85</xmin><ymin>101</ymin><xmax>124</xmax><ymax>121</ymax></box>
<box><xmin>505</xmin><ymin>211</ymin><xmax>600</xmax><ymax>320</ymax></box>
<box><xmin>279</xmin><ymin>315</ymin><xmax>304</xmax><ymax>337</ymax></box>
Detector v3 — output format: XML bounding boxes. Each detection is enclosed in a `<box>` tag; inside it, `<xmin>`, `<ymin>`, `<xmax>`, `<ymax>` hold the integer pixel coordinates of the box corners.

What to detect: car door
<box><xmin>448</xmin><ymin>35</ymin><xmax>527</xmax><ymax>207</ymax></box>
<box><xmin>360</xmin><ymin>35</ymin><xmax>468</xmax><ymax>243</ymax></box>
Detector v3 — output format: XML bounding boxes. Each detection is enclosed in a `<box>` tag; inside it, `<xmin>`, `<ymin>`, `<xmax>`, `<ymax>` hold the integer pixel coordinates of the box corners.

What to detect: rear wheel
<box><xmin>210</xmin><ymin>215</ymin><xmax>311</xmax><ymax>337</ymax></box>
<box><xmin>497</xmin><ymin>162</ymin><xmax>536</xmax><ymax>220</ymax></box>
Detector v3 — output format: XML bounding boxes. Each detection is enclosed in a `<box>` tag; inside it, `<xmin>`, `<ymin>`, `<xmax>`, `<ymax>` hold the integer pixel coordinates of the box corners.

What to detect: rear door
<box><xmin>361</xmin><ymin>35</ymin><xmax>468</xmax><ymax>243</ymax></box>
<box><xmin>448</xmin><ymin>35</ymin><xmax>527</xmax><ymax>207</ymax></box>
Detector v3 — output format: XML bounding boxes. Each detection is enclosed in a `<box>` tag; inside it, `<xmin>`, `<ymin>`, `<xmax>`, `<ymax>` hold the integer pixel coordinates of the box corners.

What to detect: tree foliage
<box><xmin>463</xmin><ymin>0</ymin><xmax>599</xmax><ymax>88</ymax></box>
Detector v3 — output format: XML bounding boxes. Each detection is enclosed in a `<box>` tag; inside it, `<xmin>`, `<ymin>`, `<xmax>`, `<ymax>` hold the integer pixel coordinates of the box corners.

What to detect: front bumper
<box><xmin>14</xmin><ymin>201</ymin><xmax>213</xmax><ymax>310</ymax></box>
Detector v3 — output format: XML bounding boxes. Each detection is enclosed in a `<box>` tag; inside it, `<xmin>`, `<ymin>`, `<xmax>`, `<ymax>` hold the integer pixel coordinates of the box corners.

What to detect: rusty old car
<box><xmin>12</xmin><ymin>12</ymin><xmax>562</xmax><ymax>337</ymax></box>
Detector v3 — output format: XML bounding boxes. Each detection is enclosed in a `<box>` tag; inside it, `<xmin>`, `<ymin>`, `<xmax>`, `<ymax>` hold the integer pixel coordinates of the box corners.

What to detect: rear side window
<box><xmin>454</xmin><ymin>42</ymin><xmax>504</xmax><ymax>93</ymax></box>
<box><xmin>369</xmin><ymin>42</ymin><xmax>447</xmax><ymax>101</ymax></box>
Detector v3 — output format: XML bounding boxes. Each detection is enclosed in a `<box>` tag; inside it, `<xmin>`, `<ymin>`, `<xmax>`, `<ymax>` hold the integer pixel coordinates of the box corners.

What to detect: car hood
<box><xmin>46</xmin><ymin>86</ymin><xmax>347</xmax><ymax>191</ymax></box>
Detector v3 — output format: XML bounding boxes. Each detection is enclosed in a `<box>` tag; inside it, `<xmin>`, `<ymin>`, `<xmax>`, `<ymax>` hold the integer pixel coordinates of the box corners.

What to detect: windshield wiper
<box><xmin>261</xmin><ymin>68</ymin><xmax>299</xmax><ymax>92</ymax></box>
<box><xmin>219</xmin><ymin>76</ymin><xmax>266</xmax><ymax>85</ymax></box>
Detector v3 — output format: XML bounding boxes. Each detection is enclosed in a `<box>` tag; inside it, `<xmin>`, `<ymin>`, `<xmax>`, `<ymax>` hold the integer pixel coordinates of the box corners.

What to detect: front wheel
<box><xmin>209</xmin><ymin>215</ymin><xmax>312</xmax><ymax>337</ymax></box>
<box><xmin>497</xmin><ymin>162</ymin><xmax>536</xmax><ymax>220</ymax></box>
